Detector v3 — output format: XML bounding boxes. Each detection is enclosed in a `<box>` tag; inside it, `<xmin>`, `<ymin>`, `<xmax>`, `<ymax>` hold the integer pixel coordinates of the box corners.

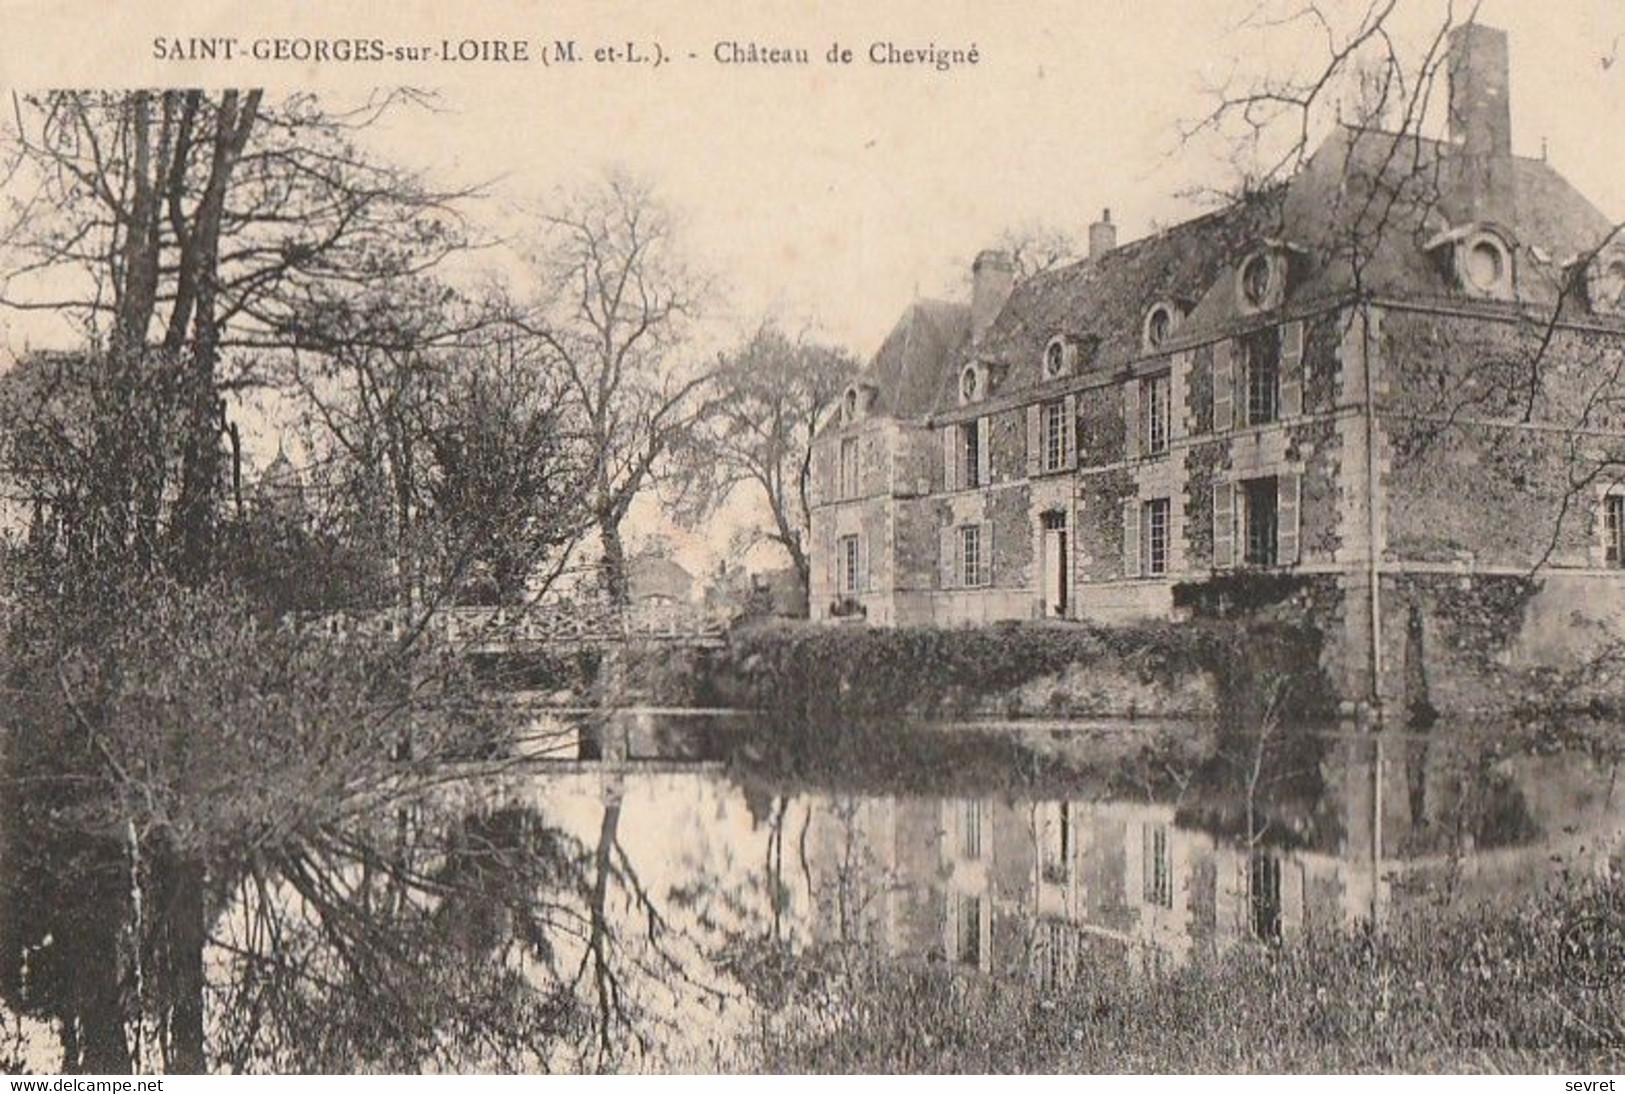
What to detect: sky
<box><xmin>2</xmin><ymin>0</ymin><xmax>1623</xmax><ymax>573</ymax></box>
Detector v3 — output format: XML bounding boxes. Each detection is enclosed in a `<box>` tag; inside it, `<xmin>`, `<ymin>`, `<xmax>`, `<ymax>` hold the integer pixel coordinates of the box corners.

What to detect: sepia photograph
<box><xmin>0</xmin><ymin>0</ymin><xmax>1621</xmax><ymax>1079</ymax></box>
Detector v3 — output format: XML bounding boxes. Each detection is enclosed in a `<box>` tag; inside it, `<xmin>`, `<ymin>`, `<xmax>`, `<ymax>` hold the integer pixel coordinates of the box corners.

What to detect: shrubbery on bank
<box><xmin>623</xmin><ymin>618</ymin><xmax>1334</xmax><ymax>726</ymax></box>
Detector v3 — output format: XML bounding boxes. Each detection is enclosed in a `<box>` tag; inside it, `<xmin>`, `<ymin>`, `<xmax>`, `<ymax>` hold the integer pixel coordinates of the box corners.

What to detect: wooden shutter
<box><xmin>1213</xmin><ymin>340</ymin><xmax>1234</xmax><ymax>433</ymax></box>
<box><xmin>942</xmin><ymin>426</ymin><xmax>957</xmax><ymax>492</ymax></box>
<box><xmin>1122</xmin><ymin>500</ymin><xmax>1141</xmax><ymax>578</ymax></box>
<box><xmin>1171</xmin><ymin>352</ymin><xmax>1190</xmax><ymax>440</ymax></box>
<box><xmin>940</xmin><ymin>525</ymin><xmax>957</xmax><ymax>589</ymax></box>
<box><xmin>1123</xmin><ymin>382</ymin><xmax>1141</xmax><ymax>460</ymax></box>
<box><xmin>977</xmin><ymin>416</ymin><xmax>992</xmax><ymax>487</ymax></box>
<box><xmin>857</xmin><ymin>534</ymin><xmax>870</xmax><ymax>592</ymax></box>
<box><xmin>1277</xmin><ymin>473</ymin><xmax>1301</xmax><ymax>565</ymax></box>
<box><xmin>1213</xmin><ymin>482</ymin><xmax>1236</xmax><ymax>569</ymax></box>
<box><xmin>1064</xmin><ymin>394</ymin><xmax>1078</xmax><ymax>469</ymax></box>
<box><xmin>980</xmin><ymin>520</ymin><xmax>995</xmax><ymax>586</ymax></box>
<box><xmin>826</xmin><ymin>531</ymin><xmax>839</xmax><ymax>595</ymax></box>
<box><xmin>1279</xmin><ymin>321</ymin><xmax>1304</xmax><ymax>418</ymax></box>
<box><xmin>1026</xmin><ymin>404</ymin><xmax>1042</xmax><ymax>477</ymax></box>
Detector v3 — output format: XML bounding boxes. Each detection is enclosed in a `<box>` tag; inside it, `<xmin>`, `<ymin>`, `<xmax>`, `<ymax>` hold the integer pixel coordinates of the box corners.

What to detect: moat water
<box><xmin>2</xmin><ymin>715</ymin><xmax>1620</xmax><ymax>1072</ymax></box>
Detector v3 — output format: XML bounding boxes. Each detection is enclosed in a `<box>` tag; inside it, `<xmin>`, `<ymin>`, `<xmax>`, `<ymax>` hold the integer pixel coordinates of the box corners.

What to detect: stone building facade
<box><xmin>807</xmin><ymin>24</ymin><xmax>1625</xmax><ymax>715</ymax></box>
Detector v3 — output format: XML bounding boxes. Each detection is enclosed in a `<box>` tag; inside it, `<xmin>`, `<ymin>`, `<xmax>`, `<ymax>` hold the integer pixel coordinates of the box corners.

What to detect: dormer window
<box><xmin>1465</xmin><ymin>237</ymin><xmax>1508</xmax><ymax>294</ymax></box>
<box><xmin>1142</xmin><ymin>302</ymin><xmax>1181</xmax><ymax>352</ymax></box>
<box><xmin>1584</xmin><ymin>247</ymin><xmax>1625</xmax><ymax>316</ymax></box>
<box><xmin>959</xmin><ymin>364</ymin><xmax>981</xmax><ymax>404</ymax></box>
<box><xmin>1236</xmin><ymin>250</ymin><xmax>1286</xmax><ymax>313</ymax></box>
<box><xmin>1428</xmin><ymin>225</ymin><xmax>1515</xmax><ymax>300</ymax></box>
<box><xmin>1042</xmin><ymin>336</ymin><xmax>1077</xmax><ymax>379</ymax></box>
<box><xmin>843</xmin><ymin>386</ymin><xmax>859</xmax><ymax>423</ymax></box>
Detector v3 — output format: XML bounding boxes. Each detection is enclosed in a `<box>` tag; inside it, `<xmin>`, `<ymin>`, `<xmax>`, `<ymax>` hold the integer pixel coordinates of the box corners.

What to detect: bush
<box><xmin>698</xmin><ymin>619</ymin><xmax>1333</xmax><ymax>727</ymax></box>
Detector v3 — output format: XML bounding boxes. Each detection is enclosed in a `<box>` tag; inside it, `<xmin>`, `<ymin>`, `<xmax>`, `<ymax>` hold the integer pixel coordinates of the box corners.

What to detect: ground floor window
<box><xmin>960</xmin><ymin>524</ymin><xmax>983</xmax><ymax>587</ymax></box>
<box><xmin>953</xmin><ymin>893</ymin><xmax>985</xmax><ymax>969</ymax></box>
<box><xmin>1142</xmin><ymin>497</ymin><xmax>1171</xmax><ymax>576</ymax></box>
<box><xmin>1607</xmin><ymin>493</ymin><xmax>1625</xmax><ymax>566</ymax></box>
<box><xmin>838</xmin><ymin>534</ymin><xmax>860</xmax><ymax>594</ymax></box>
<box><xmin>1242</xmin><ymin>477</ymin><xmax>1279</xmax><ymax>566</ymax></box>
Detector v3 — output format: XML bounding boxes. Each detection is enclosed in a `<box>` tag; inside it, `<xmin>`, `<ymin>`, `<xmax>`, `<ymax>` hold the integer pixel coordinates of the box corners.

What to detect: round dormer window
<box><xmin>1043</xmin><ymin>338</ymin><xmax>1066</xmax><ymax>378</ymax></box>
<box><xmin>960</xmin><ymin>365</ymin><xmax>979</xmax><ymax>401</ymax></box>
<box><xmin>1466</xmin><ymin>239</ymin><xmax>1507</xmax><ymax>293</ymax></box>
<box><xmin>1144</xmin><ymin>304</ymin><xmax>1175</xmax><ymax>350</ymax></box>
<box><xmin>1240</xmin><ymin>253</ymin><xmax>1273</xmax><ymax>309</ymax></box>
<box><xmin>843</xmin><ymin>387</ymin><xmax>858</xmax><ymax>421</ymax></box>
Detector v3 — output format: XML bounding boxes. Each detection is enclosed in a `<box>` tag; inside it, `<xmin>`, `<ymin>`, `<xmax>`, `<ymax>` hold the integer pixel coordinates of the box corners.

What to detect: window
<box><xmin>1249</xmin><ymin>852</ymin><xmax>1283</xmax><ymax>942</ymax></box>
<box><xmin>1142</xmin><ymin>498</ymin><xmax>1171</xmax><ymax>576</ymax></box>
<box><xmin>843</xmin><ymin>387</ymin><xmax>858</xmax><ymax>422</ymax></box>
<box><xmin>960</xmin><ymin>365</ymin><xmax>979</xmax><ymax>402</ymax></box>
<box><xmin>1044</xmin><ymin>338</ymin><xmax>1067</xmax><ymax>378</ymax></box>
<box><xmin>1144</xmin><ymin>303</ymin><xmax>1176</xmax><ymax>350</ymax></box>
<box><xmin>837</xmin><ymin>534</ymin><xmax>860</xmax><ymax>595</ymax></box>
<box><xmin>1041</xmin><ymin>801</ymin><xmax>1072</xmax><ymax>884</ymax></box>
<box><xmin>1606</xmin><ymin>494</ymin><xmax>1625</xmax><ymax>566</ymax></box>
<box><xmin>1043</xmin><ymin>400</ymin><xmax>1067</xmax><ymax>472</ymax></box>
<box><xmin>1466</xmin><ymin>240</ymin><xmax>1504</xmax><ymax>292</ymax></box>
<box><xmin>838</xmin><ymin>437</ymin><xmax>859</xmax><ymax>499</ymax></box>
<box><xmin>1143</xmin><ymin>372</ymin><xmax>1171</xmax><ymax>455</ymax></box>
<box><xmin>1143</xmin><ymin>824</ymin><xmax>1173</xmax><ymax>909</ymax></box>
<box><xmin>954</xmin><ymin>893</ymin><xmax>984</xmax><ymax>968</ymax></box>
<box><xmin>961</xmin><ymin>421</ymin><xmax>982</xmax><ymax>489</ymax></box>
<box><xmin>1242</xmin><ymin>477</ymin><xmax>1279</xmax><ymax>566</ymax></box>
<box><xmin>1243</xmin><ymin>329</ymin><xmax>1279</xmax><ymax>426</ymax></box>
<box><xmin>1240</xmin><ymin>253</ymin><xmax>1274</xmax><ymax>310</ymax></box>
<box><xmin>959</xmin><ymin>799</ymin><xmax>983</xmax><ymax>859</ymax></box>
<box><xmin>960</xmin><ymin>524</ymin><xmax>982</xmax><ymax>587</ymax></box>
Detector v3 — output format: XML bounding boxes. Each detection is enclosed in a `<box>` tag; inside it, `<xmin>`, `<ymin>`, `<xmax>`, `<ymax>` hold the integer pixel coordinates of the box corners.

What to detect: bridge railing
<box><xmin>289</xmin><ymin>599</ymin><xmax>727</xmax><ymax>648</ymax></box>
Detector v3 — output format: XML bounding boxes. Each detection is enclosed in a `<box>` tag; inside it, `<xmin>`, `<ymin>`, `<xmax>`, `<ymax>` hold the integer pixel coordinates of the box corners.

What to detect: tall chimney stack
<box><xmin>1446</xmin><ymin>23</ymin><xmax>1515</xmax><ymax>223</ymax></box>
<box><xmin>1089</xmin><ymin>208</ymin><xmax>1117</xmax><ymax>259</ymax></box>
<box><xmin>970</xmin><ymin>249</ymin><xmax>1014</xmax><ymax>345</ymax></box>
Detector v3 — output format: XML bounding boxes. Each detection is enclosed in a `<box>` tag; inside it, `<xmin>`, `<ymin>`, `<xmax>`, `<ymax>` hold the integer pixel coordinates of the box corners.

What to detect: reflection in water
<box><xmin>2</xmin><ymin>717</ymin><xmax>1621</xmax><ymax>1071</ymax></box>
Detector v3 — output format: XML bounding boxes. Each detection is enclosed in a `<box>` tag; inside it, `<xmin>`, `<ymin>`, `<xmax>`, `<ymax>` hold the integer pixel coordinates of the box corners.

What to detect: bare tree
<box><xmin>668</xmin><ymin>323</ymin><xmax>857</xmax><ymax>600</ymax></box>
<box><xmin>0</xmin><ymin>90</ymin><xmax>473</xmax><ymax>577</ymax></box>
<box><xmin>515</xmin><ymin>173</ymin><xmax>716</xmax><ymax>607</ymax></box>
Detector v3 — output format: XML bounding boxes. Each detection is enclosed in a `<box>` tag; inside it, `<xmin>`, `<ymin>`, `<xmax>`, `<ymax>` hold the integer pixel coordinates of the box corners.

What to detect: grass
<box><xmin>733</xmin><ymin>875</ymin><xmax>1625</xmax><ymax>1073</ymax></box>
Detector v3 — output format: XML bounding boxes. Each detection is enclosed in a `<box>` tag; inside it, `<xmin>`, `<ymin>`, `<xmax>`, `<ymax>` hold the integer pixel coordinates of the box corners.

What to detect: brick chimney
<box><xmin>1446</xmin><ymin>23</ymin><xmax>1515</xmax><ymax>223</ymax></box>
<box><xmin>1089</xmin><ymin>208</ymin><xmax>1117</xmax><ymax>259</ymax></box>
<box><xmin>971</xmin><ymin>249</ymin><xmax>1014</xmax><ymax>345</ymax></box>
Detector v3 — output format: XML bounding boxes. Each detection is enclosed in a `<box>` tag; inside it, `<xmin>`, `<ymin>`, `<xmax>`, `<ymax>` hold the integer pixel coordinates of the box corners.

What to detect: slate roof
<box><xmin>854</xmin><ymin>297</ymin><xmax>970</xmax><ymax>418</ymax></box>
<box><xmin>854</xmin><ymin>123</ymin><xmax>1619</xmax><ymax>421</ymax></box>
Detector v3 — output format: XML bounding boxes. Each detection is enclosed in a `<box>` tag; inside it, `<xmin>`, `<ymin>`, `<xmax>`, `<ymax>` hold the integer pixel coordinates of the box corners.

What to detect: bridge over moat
<box><xmin>291</xmin><ymin>600</ymin><xmax>729</xmax><ymax>654</ymax></box>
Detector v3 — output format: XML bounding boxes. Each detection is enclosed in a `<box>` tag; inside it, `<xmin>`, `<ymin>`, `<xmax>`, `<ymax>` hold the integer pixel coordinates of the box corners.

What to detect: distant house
<box><xmin>627</xmin><ymin>549</ymin><xmax>694</xmax><ymax>606</ymax></box>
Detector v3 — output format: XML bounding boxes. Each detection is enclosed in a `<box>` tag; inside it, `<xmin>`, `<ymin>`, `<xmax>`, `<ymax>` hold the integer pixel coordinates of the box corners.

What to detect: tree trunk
<box><xmin>598</xmin><ymin>515</ymin><xmax>629</xmax><ymax>609</ymax></box>
<box><xmin>159</xmin><ymin>855</ymin><xmax>207</xmax><ymax>1074</ymax></box>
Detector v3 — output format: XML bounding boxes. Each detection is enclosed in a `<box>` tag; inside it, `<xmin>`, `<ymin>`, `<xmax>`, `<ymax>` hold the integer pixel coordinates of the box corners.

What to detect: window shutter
<box><xmin>1277</xmin><ymin>472</ymin><xmax>1301</xmax><ymax>565</ymax></box>
<box><xmin>1212</xmin><ymin>482</ymin><xmax>1235</xmax><ymax>569</ymax></box>
<box><xmin>977</xmin><ymin>417</ymin><xmax>992</xmax><ymax>487</ymax></box>
<box><xmin>1171</xmin><ymin>352</ymin><xmax>1190</xmax><ymax>440</ymax></box>
<box><xmin>942</xmin><ymin>427</ymin><xmax>957</xmax><ymax>492</ymax></box>
<box><xmin>940</xmin><ymin>525</ymin><xmax>957</xmax><ymax>589</ymax></box>
<box><xmin>827</xmin><ymin>531</ymin><xmax>840</xmax><ymax>595</ymax></box>
<box><xmin>1064</xmin><ymin>394</ymin><xmax>1078</xmax><ymax>469</ymax></box>
<box><xmin>857</xmin><ymin>534</ymin><xmax>870</xmax><ymax>592</ymax></box>
<box><xmin>1122</xmin><ymin>500</ymin><xmax>1141</xmax><ymax>578</ymax></box>
<box><xmin>1279</xmin><ymin>321</ymin><xmax>1304</xmax><ymax>418</ymax></box>
<box><xmin>980</xmin><ymin>520</ymin><xmax>995</xmax><ymax>586</ymax></box>
<box><xmin>1213</xmin><ymin>341</ymin><xmax>1234</xmax><ymax>433</ymax></box>
<box><xmin>1026</xmin><ymin>405</ymin><xmax>1041</xmax><ymax>477</ymax></box>
<box><xmin>1123</xmin><ymin>382</ymin><xmax>1141</xmax><ymax>460</ymax></box>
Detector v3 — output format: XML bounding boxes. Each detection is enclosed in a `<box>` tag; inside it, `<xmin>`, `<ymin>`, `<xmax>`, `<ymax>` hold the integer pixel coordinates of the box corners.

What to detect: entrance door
<box><xmin>1041</xmin><ymin>512</ymin><xmax>1068</xmax><ymax>618</ymax></box>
